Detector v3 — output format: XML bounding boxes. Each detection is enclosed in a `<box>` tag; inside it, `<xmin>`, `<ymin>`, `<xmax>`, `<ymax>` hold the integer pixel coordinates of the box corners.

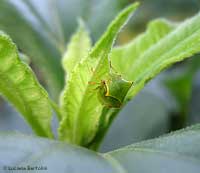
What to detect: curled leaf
<box><xmin>0</xmin><ymin>32</ymin><xmax>53</xmax><ymax>138</ymax></box>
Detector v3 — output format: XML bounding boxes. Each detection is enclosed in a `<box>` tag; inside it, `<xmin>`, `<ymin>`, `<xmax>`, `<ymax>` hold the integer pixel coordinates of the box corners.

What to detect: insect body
<box><xmin>96</xmin><ymin>73</ymin><xmax>133</xmax><ymax>108</ymax></box>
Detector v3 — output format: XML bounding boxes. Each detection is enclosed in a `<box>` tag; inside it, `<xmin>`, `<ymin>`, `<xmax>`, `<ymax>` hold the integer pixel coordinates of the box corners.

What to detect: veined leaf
<box><xmin>91</xmin><ymin>19</ymin><xmax>176</xmax><ymax>150</ymax></box>
<box><xmin>0</xmin><ymin>132</ymin><xmax>119</xmax><ymax>173</ymax></box>
<box><xmin>59</xmin><ymin>20</ymin><xmax>91</xmax><ymax>120</ymax></box>
<box><xmin>105</xmin><ymin>124</ymin><xmax>200</xmax><ymax>173</ymax></box>
<box><xmin>0</xmin><ymin>0</ymin><xmax>129</xmax><ymax>100</ymax></box>
<box><xmin>62</xmin><ymin>20</ymin><xmax>91</xmax><ymax>76</ymax></box>
<box><xmin>58</xmin><ymin>3</ymin><xmax>139</xmax><ymax>146</ymax></box>
<box><xmin>111</xmin><ymin>19</ymin><xmax>175</xmax><ymax>77</ymax></box>
<box><xmin>0</xmin><ymin>32</ymin><xmax>53</xmax><ymax>138</ymax></box>
<box><xmin>111</xmin><ymin>13</ymin><xmax>200</xmax><ymax>100</ymax></box>
<box><xmin>123</xmin><ymin>124</ymin><xmax>200</xmax><ymax>158</ymax></box>
<box><xmin>1</xmin><ymin>124</ymin><xmax>200</xmax><ymax>172</ymax></box>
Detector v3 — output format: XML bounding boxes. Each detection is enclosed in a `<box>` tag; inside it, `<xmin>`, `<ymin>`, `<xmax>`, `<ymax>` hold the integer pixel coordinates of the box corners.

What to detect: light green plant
<box><xmin>1</xmin><ymin>2</ymin><xmax>200</xmax><ymax>171</ymax></box>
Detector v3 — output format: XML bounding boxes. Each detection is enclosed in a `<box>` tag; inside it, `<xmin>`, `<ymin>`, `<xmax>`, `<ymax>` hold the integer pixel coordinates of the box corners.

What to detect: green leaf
<box><xmin>0</xmin><ymin>0</ymin><xmax>129</xmax><ymax>100</ymax></box>
<box><xmin>105</xmin><ymin>124</ymin><xmax>200</xmax><ymax>173</ymax></box>
<box><xmin>62</xmin><ymin>20</ymin><xmax>91</xmax><ymax>76</ymax></box>
<box><xmin>95</xmin><ymin>19</ymin><xmax>175</xmax><ymax>150</ymax></box>
<box><xmin>0</xmin><ymin>0</ymin><xmax>64</xmax><ymax>100</ymax></box>
<box><xmin>111</xmin><ymin>19</ymin><xmax>175</xmax><ymax>78</ymax></box>
<box><xmin>58</xmin><ymin>3</ymin><xmax>139</xmax><ymax>146</ymax></box>
<box><xmin>111</xmin><ymin>13</ymin><xmax>200</xmax><ymax>100</ymax></box>
<box><xmin>0</xmin><ymin>132</ymin><xmax>119</xmax><ymax>173</ymax></box>
<box><xmin>58</xmin><ymin>20</ymin><xmax>91</xmax><ymax>120</ymax></box>
<box><xmin>123</xmin><ymin>124</ymin><xmax>200</xmax><ymax>157</ymax></box>
<box><xmin>1</xmin><ymin>124</ymin><xmax>200</xmax><ymax>172</ymax></box>
<box><xmin>0</xmin><ymin>32</ymin><xmax>53</xmax><ymax>138</ymax></box>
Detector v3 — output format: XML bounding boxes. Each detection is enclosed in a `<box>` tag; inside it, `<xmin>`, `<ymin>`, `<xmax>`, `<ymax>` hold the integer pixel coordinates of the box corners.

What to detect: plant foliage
<box><xmin>0</xmin><ymin>32</ymin><xmax>53</xmax><ymax>138</ymax></box>
<box><xmin>0</xmin><ymin>2</ymin><xmax>200</xmax><ymax>172</ymax></box>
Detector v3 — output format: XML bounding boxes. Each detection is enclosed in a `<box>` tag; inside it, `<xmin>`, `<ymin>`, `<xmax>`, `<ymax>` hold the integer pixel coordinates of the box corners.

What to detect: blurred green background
<box><xmin>0</xmin><ymin>0</ymin><xmax>200</xmax><ymax>152</ymax></box>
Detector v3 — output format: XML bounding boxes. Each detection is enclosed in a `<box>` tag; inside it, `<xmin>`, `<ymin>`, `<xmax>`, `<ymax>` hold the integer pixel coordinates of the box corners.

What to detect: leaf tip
<box><xmin>126</xmin><ymin>1</ymin><xmax>140</xmax><ymax>13</ymax></box>
<box><xmin>77</xmin><ymin>17</ymin><xmax>86</xmax><ymax>31</ymax></box>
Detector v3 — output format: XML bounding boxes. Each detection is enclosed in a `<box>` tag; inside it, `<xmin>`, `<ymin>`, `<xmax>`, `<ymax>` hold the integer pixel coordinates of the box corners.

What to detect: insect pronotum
<box><xmin>96</xmin><ymin>73</ymin><xmax>133</xmax><ymax>108</ymax></box>
<box><xmin>88</xmin><ymin>66</ymin><xmax>133</xmax><ymax>108</ymax></box>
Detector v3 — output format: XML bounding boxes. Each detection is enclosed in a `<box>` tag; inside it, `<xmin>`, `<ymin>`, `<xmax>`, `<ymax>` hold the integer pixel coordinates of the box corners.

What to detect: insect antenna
<box><xmin>85</xmin><ymin>62</ymin><xmax>102</xmax><ymax>85</ymax></box>
<box><xmin>109</xmin><ymin>60</ymin><xmax>120</xmax><ymax>75</ymax></box>
<box><xmin>84</xmin><ymin>62</ymin><xmax>102</xmax><ymax>95</ymax></box>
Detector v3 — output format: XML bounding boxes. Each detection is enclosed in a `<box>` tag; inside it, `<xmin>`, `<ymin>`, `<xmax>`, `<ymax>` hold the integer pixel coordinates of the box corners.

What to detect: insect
<box><xmin>89</xmin><ymin>72</ymin><xmax>133</xmax><ymax>108</ymax></box>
